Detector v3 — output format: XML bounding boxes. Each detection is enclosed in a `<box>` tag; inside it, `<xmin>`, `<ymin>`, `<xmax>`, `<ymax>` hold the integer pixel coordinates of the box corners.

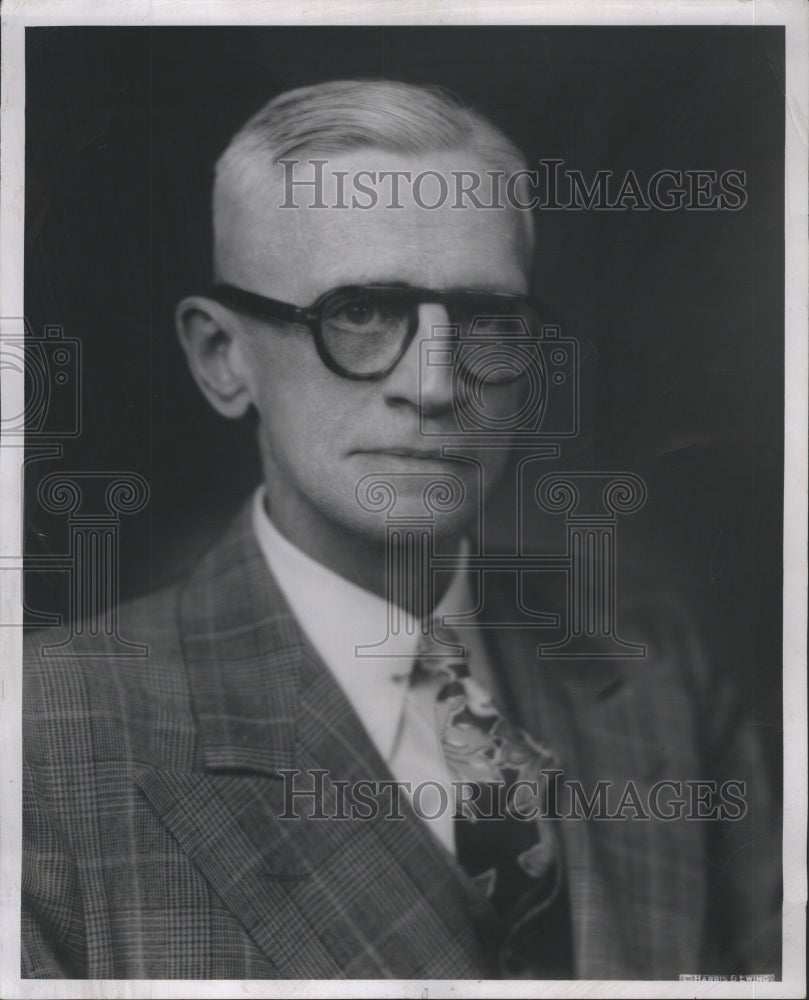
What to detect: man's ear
<box><xmin>175</xmin><ymin>296</ymin><xmax>255</xmax><ymax>419</ymax></box>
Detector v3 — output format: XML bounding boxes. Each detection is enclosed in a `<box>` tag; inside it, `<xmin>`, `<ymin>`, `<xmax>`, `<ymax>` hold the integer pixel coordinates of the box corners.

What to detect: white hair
<box><xmin>213</xmin><ymin>79</ymin><xmax>534</xmax><ymax>270</ymax></box>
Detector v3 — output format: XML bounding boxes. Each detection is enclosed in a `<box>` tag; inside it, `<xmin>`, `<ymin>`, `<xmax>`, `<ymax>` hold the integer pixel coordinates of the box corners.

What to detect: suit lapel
<box><xmin>136</xmin><ymin>506</ymin><xmax>490</xmax><ymax>978</ymax></box>
<box><xmin>135</xmin><ymin>506</ymin><xmax>705</xmax><ymax>978</ymax></box>
<box><xmin>482</xmin><ymin>583</ymin><xmax>707</xmax><ymax>977</ymax></box>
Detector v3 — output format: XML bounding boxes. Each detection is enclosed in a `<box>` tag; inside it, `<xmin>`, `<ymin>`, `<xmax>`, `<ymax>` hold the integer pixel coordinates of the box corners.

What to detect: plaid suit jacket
<box><xmin>22</xmin><ymin>500</ymin><xmax>781</xmax><ymax>979</ymax></box>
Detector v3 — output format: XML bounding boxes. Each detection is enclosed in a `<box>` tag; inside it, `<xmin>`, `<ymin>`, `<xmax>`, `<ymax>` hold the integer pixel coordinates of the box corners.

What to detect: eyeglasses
<box><xmin>208</xmin><ymin>281</ymin><xmax>551</xmax><ymax>381</ymax></box>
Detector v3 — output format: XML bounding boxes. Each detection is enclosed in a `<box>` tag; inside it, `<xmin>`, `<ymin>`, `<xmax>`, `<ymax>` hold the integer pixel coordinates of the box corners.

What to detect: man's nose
<box><xmin>383</xmin><ymin>303</ymin><xmax>455</xmax><ymax>415</ymax></box>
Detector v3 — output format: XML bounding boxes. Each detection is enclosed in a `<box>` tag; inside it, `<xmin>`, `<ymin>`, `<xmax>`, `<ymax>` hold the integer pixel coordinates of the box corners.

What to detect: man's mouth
<box><xmin>354</xmin><ymin>447</ymin><xmax>452</xmax><ymax>460</ymax></box>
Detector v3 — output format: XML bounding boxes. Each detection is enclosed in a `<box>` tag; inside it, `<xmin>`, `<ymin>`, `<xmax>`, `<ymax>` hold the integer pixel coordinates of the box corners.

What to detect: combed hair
<box><xmin>213</xmin><ymin>79</ymin><xmax>532</xmax><ymax>253</ymax></box>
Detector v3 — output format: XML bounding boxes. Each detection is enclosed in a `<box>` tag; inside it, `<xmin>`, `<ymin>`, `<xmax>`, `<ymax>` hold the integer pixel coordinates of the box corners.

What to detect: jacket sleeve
<box><xmin>664</xmin><ymin>593</ymin><xmax>783</xmax><ymax>976</ymax></box>
<box><xmin>22</xmin><ymin>759</ymin><xmax>87</xmax><ymax>978</ymax></box>
<box><xmin>627</xmin><ymin>587</ymin><xmax>782</xmax><ymax>976</ymax></box>
<box><xmin>700</xmin><ymin>664</ymin><xmax>782</xmax><ymax>976</ymax></box>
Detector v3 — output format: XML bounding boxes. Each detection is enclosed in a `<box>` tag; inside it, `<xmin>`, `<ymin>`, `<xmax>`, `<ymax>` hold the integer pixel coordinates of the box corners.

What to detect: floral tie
<box><xmin>414</xmin><ymin>625</ymin><xmax>574</xmax><ymax>975</ymax></box>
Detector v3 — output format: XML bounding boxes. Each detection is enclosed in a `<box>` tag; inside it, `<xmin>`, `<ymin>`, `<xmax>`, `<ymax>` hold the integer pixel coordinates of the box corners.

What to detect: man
<box><xmin>22</xmin><ymin>79</ymin><xmax>780</xmax><ymax>980</ymax></box>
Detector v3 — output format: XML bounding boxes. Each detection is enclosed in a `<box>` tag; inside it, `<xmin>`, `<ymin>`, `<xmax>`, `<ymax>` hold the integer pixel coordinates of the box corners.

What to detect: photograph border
<box><xmin>1</xmin><ymin>2</ymin><xmax>806</xmax><ymax>998</ymax></box>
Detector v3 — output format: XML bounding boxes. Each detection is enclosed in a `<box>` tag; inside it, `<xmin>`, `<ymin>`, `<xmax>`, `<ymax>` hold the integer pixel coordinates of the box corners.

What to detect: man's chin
<box><xmin>341</xmin><ymin>492</ymin><xmax>479</xmax><ymax>551</ymax></box>
<box><xmin>348</xmin><ymin>460</ymin><xmax>480</xmax><ymax>534</ymax></box>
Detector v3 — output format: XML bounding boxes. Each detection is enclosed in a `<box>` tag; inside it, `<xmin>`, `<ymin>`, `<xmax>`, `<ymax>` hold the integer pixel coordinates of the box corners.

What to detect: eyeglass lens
<box><xmin>319</xmin><ymin>288</ymin><xmax>540</xmax><ymax>379</ymax></box>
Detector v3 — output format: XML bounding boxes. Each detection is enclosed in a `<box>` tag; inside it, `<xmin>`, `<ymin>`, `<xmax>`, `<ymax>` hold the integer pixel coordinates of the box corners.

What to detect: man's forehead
<box><xmin>215</xmin><ymin>149</ymin><xmax>532</xmax><ymax>295</ymax></box>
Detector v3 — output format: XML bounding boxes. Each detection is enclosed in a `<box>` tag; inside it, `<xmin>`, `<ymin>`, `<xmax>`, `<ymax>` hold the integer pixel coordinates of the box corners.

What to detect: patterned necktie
<box><xmin>413</xmin><ymin>624</ymin><xmax>574</xmax><ymax>977</ymax></box>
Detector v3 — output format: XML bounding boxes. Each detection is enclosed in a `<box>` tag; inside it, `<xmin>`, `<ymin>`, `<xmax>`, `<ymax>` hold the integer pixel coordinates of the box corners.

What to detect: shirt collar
<box><xmin>251</xmin><ymin>486</ymin><xmax>471</xmax><ymax>760</ymax></box>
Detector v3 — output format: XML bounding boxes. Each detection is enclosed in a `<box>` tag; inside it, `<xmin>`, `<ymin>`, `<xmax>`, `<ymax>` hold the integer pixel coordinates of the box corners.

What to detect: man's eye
<box><xmin>340</xmin><ymin>302</ymin><xmax>379</xmax><ymax>326</ymax></box>
<box><xmin>328</xmin><ymin>297</ymin><xmax>392</xmax><ymax>329</ymax></box>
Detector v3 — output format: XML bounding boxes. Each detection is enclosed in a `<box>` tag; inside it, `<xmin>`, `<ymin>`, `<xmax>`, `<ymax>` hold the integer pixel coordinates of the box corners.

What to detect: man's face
<box><xmin>218</xmin><ymin>149</ymin><xmax>532</xmax><ymax>550</ymax></box>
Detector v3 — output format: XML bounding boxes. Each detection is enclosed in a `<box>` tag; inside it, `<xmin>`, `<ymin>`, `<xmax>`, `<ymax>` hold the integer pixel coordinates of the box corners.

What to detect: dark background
<box><xmin>24</xmin><ymin>27</ymin><xmax>784</xmax><ymax>773</ymax></box>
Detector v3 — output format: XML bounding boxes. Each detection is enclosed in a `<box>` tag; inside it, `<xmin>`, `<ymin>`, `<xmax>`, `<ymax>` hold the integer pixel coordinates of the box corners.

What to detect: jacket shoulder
<box><xmin>23</xmin><ymin>583</ymin><xmax>196</xmax><ymax>772</ymax></box>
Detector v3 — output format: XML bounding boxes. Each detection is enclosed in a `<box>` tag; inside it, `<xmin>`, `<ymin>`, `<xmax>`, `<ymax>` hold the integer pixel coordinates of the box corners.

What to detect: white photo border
<box><xmin>1</xmin><ymin>2</ymin><xmax>806</xmax><ymax>998</ymax></box>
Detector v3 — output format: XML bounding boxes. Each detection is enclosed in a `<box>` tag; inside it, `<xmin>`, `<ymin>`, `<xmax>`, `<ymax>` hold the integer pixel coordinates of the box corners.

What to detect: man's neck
<box><xmin>259</xmin><ymin>488</ymin><xmax>461</xmax><ymax>617</ymax></box>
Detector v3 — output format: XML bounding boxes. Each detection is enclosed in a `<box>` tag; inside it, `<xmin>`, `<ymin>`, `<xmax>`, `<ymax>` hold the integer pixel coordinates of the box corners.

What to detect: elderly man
<box><xmin>22</xmin><ymin>79</ymin><xmax>779</xmax><ymax>980</ymax></box>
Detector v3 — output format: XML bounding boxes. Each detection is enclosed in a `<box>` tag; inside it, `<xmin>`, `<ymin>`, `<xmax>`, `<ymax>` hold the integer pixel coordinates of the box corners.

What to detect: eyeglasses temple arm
<box><xmin>208</xmin><ymin>283</ymin><xmax>317</xmax><ymax>326</ymax></box>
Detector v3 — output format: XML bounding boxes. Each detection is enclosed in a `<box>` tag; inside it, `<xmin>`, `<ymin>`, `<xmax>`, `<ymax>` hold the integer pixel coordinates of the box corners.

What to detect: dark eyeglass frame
<box><xmin>208</xmin><ymin>281</ymin><xmax>548</xmax><ymax>381</ymax></box>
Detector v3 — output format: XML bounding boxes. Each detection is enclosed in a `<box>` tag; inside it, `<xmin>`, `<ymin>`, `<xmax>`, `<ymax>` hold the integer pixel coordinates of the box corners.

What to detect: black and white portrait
<box><xmin>2</xmin><ymin>4</ymin><xmax>805</xmax><ymax>996</ymax></box>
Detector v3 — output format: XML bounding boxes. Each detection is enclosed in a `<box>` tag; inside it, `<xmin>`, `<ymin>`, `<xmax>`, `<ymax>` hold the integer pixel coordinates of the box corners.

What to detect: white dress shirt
<box><xmin>251</xmin><ymin>487</ymin><xmax>497</xmax><ymax>854</ymax></box>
